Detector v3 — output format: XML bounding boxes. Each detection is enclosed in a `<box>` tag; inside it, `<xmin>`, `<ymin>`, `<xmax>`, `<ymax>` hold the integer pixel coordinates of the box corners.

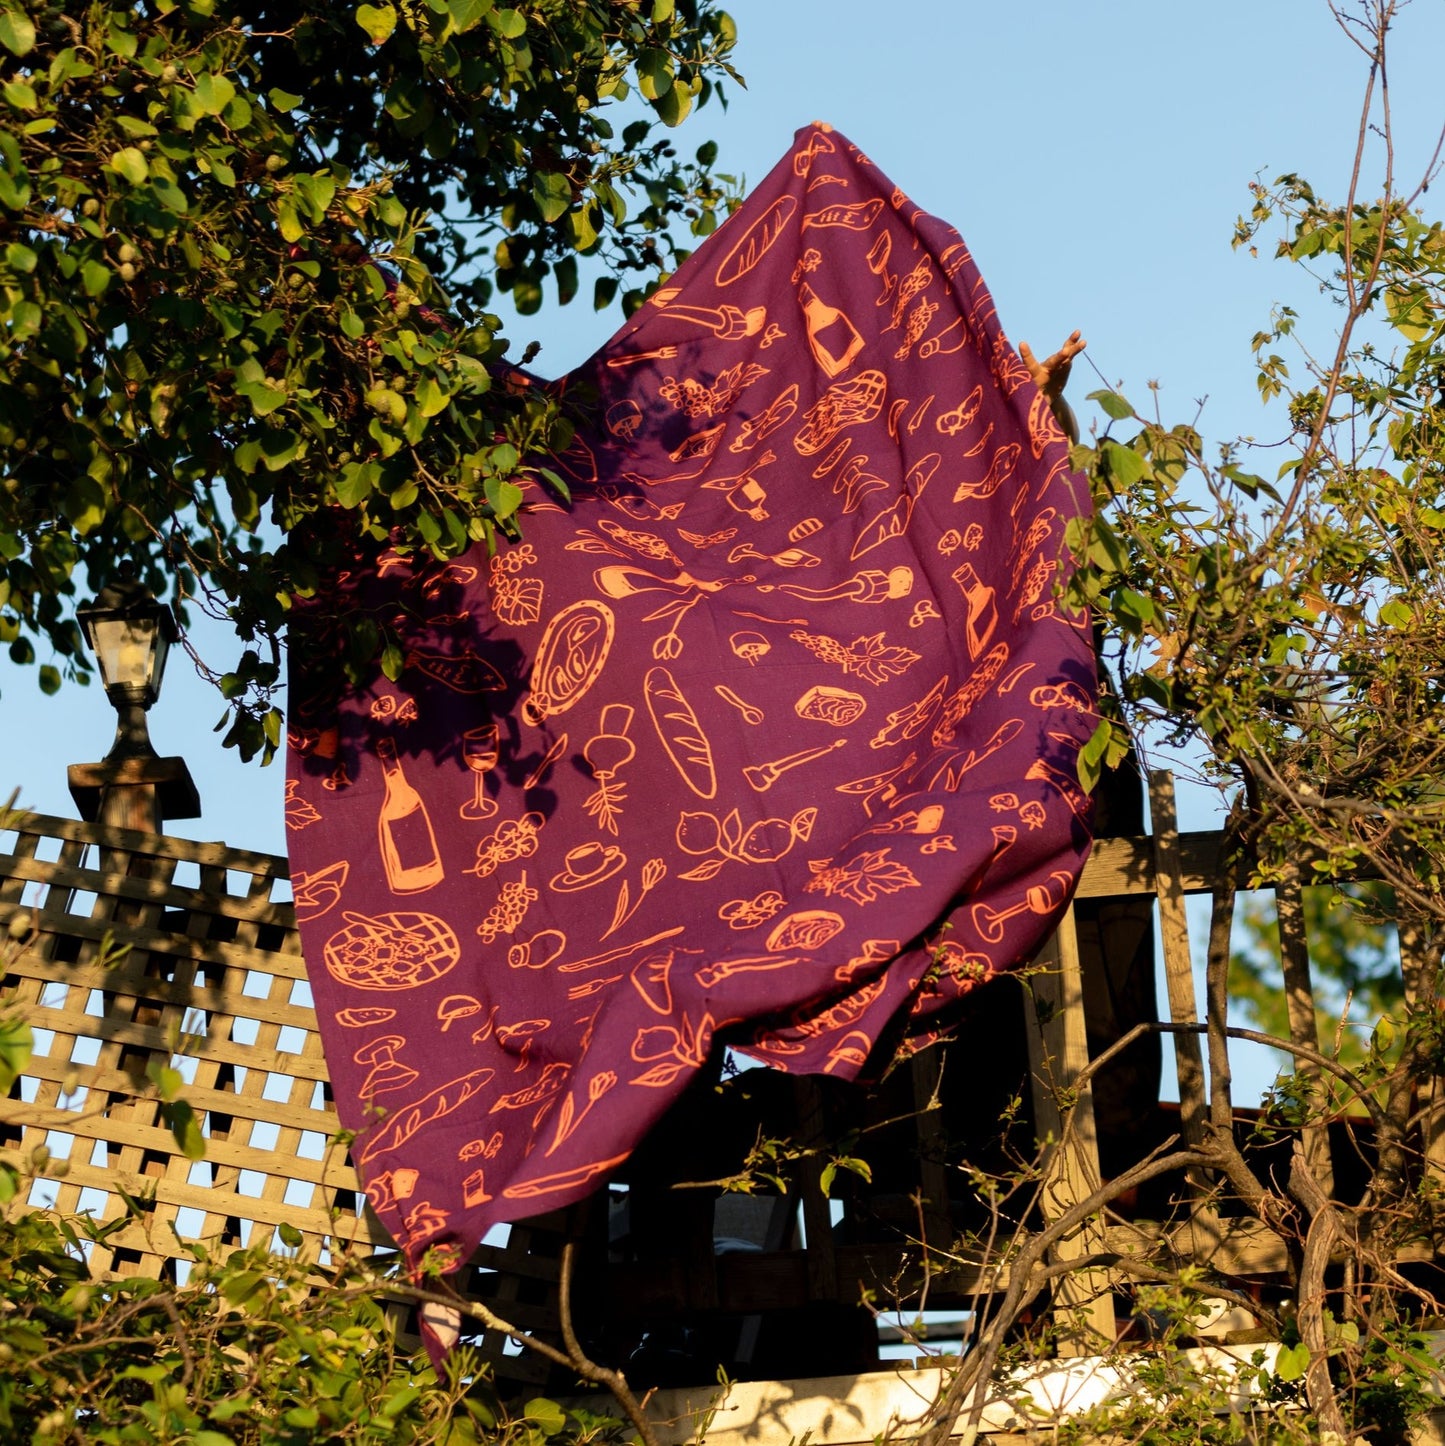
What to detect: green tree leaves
<box><xmin>1087</xmin><ymin>388</ymin><xmax>1134</xmax><ymax>421</ymax></box>
<box><xmin>636</xmin><ymin>47</ymin><xmax>674</xmax><ymax>101</ymax></box>
<box><xmin>0</xmin><ymin>1012</ymin><xmax>31</xmax><ymax>1094</ymax></box>
<box><xmin>108</xmin><ymin>146</ymin><xmax>149</xmax><ymax>184</ymax></box>
<box><xmin>355</xmin><ymin>4</ymin><xmax>399</xmax><ymax>46</ymax></box>
<box><xmin>0</xmin><ymin>8</ymin><xmax>34</xmax><ymax>58</ymax></box>
<box><xmin>0</xmin><ymin>0</ymin><xmax>739</xmax><ymax>760</ymax></box>
<box><xmin>532</xmin><ymin>170</ymin><xmax>573</xmax><ymax>225</ymax></box>
<box><xmin>192</xmin><ymin>72</ymin><xmax>236</xmax><ymax>115</ymax></box>
<box><xmin>447</xmin><ymin>0</ymin><xmax>494</xmax><ymax>34</ymax></box>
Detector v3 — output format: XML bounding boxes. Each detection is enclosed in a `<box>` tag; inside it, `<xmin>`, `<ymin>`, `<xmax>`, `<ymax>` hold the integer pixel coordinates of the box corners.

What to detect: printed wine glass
<box><xmin>460</xmin><ymin>724</ymin><xmax>501</xmax><ymax>820</ymax></box>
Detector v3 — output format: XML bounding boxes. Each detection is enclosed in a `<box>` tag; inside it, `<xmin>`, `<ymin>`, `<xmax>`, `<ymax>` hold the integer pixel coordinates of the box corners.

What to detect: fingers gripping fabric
<box><xmin>286</xmin><ymin>124</ymin><xmax>1098</xmax><ymax>1342</ymax></box>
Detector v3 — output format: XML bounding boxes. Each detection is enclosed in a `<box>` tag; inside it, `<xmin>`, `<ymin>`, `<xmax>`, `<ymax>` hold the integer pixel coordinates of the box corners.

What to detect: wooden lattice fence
<box><xmin>0</xmin><ymin>806</ymin><xmax>567</xmax><ymax>1385</ymax></box>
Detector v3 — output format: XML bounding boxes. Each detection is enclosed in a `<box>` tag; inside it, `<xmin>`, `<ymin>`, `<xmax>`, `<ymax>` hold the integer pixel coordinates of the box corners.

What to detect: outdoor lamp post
<box><xmin>68</xmin><ymin>572</ymin><xmax>200</xmax><ymax>834</ymax></box>
<box><xmin>77</xmin><ymin>573</ymin><xmax>175</xmax><ymax>763</ymax></box>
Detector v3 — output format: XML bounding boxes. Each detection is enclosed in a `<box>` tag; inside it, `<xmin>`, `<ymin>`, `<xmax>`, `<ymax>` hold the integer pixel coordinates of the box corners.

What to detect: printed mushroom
<box><xmin>730</xmin><ymin>631</ymin><xmax>771</xmax><ymax>665</ymax></box>
<box><xmin>437</xmin><ymin>994</ymin><xmax>483</xmax><ymax>1033</ymax></box>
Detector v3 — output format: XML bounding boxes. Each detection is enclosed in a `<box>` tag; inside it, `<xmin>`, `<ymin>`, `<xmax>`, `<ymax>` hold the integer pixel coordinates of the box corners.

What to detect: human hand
<box><xmin>1019</xmin><ymin>330</ymin><xmax>1086</xmax><ymax>402</ymax></box>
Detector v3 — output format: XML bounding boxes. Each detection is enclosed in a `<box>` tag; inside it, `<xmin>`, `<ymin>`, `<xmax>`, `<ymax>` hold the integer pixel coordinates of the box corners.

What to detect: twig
<box><xmin>560</xmin><ymin>1241</ymin><xmax>662</xmax><ymax>1446</ymax></box>
<box><xmin>1206</xmin><ymin>810</ymin><xmax>1245</xmax><ymax>1135</ymax></box>
<box><xmin>1268</xmin><ymin>3</ymin><xmax>1398</xmax><ymax>539</ymax></box>
<box><xmin>1150</xmin><ymin>1022</ymin><xmax>1393</xmax><ymax>1134</ymax></box>
<box><xmin>914</xmin><ymin>1147</ymin><xmax>1208</xmax><ymax>1446</ymax></box>
<box><xmin>1027</xmin><ymin>1252</ymin><xmax>1283</xmax><ymax>1336</ymax></box>
<box><xmin>398</xmin><ymin>1274</ymin><xmax>661</xmax><ymax>1446</ymax></box>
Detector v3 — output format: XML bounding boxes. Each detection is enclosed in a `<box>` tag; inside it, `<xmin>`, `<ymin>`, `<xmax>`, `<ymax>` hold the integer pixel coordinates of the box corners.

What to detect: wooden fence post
<box><xmin>1276</xmin><ymin>864</ymin><xmax>1335</xmax><ymax>1198</ymax></box>
<box><xmin>1024</xmin><ymin>903</ymin><xmax>1116</xmax><ymax>1353</ymax></box>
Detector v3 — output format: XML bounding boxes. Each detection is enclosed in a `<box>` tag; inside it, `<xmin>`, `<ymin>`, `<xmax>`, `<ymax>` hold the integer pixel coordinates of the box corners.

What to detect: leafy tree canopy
<box><xmin>0</xmin><ymin>0</ymin><xmax>738</xmax><ymax>758</ymax></box>
<box><xmin>1068</xmin><ymin>153</ymin><xmax>1445</xmax><ymax>928</ymax></box>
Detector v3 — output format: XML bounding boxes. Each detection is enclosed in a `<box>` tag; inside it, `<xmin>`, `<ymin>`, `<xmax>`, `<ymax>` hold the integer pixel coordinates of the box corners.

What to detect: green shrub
<box><xmin>0</xmin><ymin>1178</ymin><xmax>622</xmax><ymax>1446</ymax></box>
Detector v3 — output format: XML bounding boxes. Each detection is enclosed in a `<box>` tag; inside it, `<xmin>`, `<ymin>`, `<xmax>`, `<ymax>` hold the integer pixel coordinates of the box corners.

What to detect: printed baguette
<box><xmin>802</xmin><ymin>198</ymin><xmax>885</xmax><ymax>231</ymax></box>
<box><xmin>489</xmin><ymin>1061</ymin><xmax>570</xmax><ymax>1113</ymax></box>
<box><xmin>644</xmin><ymin>666</ymin><xmax>718</xmax><ymax>799</ymax></box>
<box><xmin>713</xmin><ymin>195</ymin><xmax>798</xmax><ymax>288</ymax></box>
<box><xmin>358</xmin><ymin>1067</ymin><xmax>494</xmax><ymax>1164</ymax></box>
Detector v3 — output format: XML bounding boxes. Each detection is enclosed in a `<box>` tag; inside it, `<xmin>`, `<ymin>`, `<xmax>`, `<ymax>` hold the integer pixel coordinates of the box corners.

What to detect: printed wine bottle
<box><xmin>798</xmin><ymin>284</ymin><xmax>864</xmax><ymax>378</ymax></box>
<box><xmin>376</xmin><ymin>736</ymin><xmax>445</xmax><ymax>894</ymax></box>
<box><xmin>950</xmin><ymin>562</ymin><xmax>998</xmax><ymax>659</ymax></box>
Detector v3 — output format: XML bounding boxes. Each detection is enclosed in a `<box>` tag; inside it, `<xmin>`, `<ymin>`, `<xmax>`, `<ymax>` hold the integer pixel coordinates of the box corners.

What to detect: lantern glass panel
<box><xmin>91</xmin><ymin>615</ymin><xmax>167</xmax><ymax>703</ymax></box>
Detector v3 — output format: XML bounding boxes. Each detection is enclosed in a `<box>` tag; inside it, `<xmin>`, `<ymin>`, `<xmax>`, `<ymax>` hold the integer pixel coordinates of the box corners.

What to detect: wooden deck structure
<box><xmin>0</xmin><ymin>771</ymin><xmax>1413</xmax><ymax>1395</ymax></box>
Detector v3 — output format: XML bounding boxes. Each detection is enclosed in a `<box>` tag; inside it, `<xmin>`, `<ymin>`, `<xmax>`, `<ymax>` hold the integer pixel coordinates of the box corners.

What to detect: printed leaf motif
<box><xmin>846</xmin><ymin>633</ymin><xmax>922</xmax><ymax>686</ymax></box>
<box><xmin>806</xmin><ymin>848</ymin><xmax>920</xmax><ymax>906</ymax></box>
<box><xmin>679</xmin><ymin>858</ymin><xmax>726</xmax><ymax>882</ymax></box>
<box><xmin>678</xmin><ymin>527</ymin><xmax>737</xmax><ymax>548</ymax></box>
<box><xmin>632</xmin><ymin>1061</ymin><xmax>691</xmax><ymax>1088</ymax></box>
<box><xmin>608</xmin><ymin>881</ymin><xmax>631</xmax><ymax>933</ymax></box>
<box><xmin>630</xmin><ymin>1013</ymin><xmax>715</xmax><ymax>1086</ymax></box>
<box><xmin>641</xmin><ymin>599</ymin><xmax>689</xmax><ymax>624</ymax></box>
<box><xmin>564</xmin><ymin>533</ymin><xmax>624</xmax><ymax>556</ymax></box>
<box><xmin>284</xmin><ymin>779</ymin><xmax>321</xmax><ymax>831</ymax></box>
<box><xmin>719</xmin><ymin>808</ymin><xmax>744</xmax><ymax>851</ymax></box>
<box><xmin>790</xmin><ymin>629</ymin><xmax>921</xmax><ymax>686</ymax></box>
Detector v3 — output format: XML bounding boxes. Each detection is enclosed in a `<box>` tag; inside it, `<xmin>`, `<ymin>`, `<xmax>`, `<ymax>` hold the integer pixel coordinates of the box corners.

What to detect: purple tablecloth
<box><xmin>286</xmin><ymin>123</ymin><xmax>1097</xmax><ymax>1337</ymax></box>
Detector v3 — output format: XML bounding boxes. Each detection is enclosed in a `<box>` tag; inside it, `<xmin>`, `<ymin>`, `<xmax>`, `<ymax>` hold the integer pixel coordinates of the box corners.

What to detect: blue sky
<box><xmin>11</xmin><ymin>0</ymin><xmax>1444</xmax><ymax>849</ymax></box>
<box><xmin>3</xmin><ymin>2</ymin><xmax>1441</xmax><ymax>1093</ymax></box>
